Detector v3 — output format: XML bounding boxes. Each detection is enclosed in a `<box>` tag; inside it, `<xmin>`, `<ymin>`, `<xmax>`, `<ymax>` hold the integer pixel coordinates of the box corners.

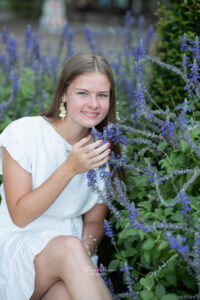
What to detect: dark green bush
<box><xmin>149</xmin><ymin>0</ymin><xmax>200</xmax><ymax>108</ymax></box>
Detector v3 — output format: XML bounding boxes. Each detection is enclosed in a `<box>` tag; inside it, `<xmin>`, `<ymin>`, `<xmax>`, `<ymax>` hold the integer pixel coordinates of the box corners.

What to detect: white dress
<box><xmin>0</xmin><ymin>116</ymin><xmax>103</xmax><ymax>300</ymax></box>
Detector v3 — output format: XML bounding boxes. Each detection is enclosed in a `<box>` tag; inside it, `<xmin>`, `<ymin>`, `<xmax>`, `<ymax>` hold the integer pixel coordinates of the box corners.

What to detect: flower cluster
<box><xmin>165</xmin><ymin>232</ymin><xmax>189</xmax><ymax>254</ymax></box>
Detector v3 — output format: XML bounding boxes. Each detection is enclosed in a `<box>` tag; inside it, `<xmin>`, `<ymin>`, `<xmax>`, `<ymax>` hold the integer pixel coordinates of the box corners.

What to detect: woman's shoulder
<box><xmin>2</xmin><ymin>116</ymin><xmax>44</xmax><ymax>132</ymax></box>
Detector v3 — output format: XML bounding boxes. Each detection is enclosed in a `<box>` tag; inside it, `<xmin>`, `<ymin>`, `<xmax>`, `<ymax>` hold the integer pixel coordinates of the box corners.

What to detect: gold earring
<box><xmin>59</xmin><ymin>102</ymin><xmax>66</xmax><ymax>120</ymax></box>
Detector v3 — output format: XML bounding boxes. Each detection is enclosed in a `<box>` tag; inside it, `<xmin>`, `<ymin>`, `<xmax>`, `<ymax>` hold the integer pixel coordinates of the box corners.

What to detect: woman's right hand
<box><xmin>66</xmin><ymin>135</ymin><xmax>111</xmax><ymax>175</ymax></box>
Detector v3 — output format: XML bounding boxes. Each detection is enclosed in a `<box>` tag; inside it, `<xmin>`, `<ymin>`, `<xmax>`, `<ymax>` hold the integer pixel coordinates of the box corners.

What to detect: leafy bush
<box><xmin>149</xmin><ymin>0</ymin><xmax>200</xmax><ymax>107</ymax></box>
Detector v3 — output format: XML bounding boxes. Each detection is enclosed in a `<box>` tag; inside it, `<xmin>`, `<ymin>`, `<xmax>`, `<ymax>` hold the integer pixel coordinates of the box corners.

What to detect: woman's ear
<box><xmin>62</xmin><ymin>94</ymin><xmax>67</xmax><ymax>104</ymax></box>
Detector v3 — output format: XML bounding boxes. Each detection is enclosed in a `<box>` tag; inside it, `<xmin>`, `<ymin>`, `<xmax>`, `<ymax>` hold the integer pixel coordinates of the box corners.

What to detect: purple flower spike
<box><xmin>104</xmin><ymin>220</ymin><xmax>116</xmax><ymax>247</ymax></box>
<box><xmin>7</xmin><ymin>34</ymin><xmax>18</xmax><ymax>65</ymax></box>
<box><xmin>1</xmin><ymin>27</ymin><xmax>8</xmax><ymax>44</ymax></box>
<box><xmin>84</xmin><ymin>26</ymin><xmax>96</xmax><ymax>53</ymax></box>
<box><xmin>188</xmin><ymin>59</ymin><xmax>200</xmax><ymax>83</ymax></box>
<box><xmin>176</xmin><ymin>191</ymin><xmax>191</xmax><ymax>215</ymax></box>
<box><xmin>24</xmin><ymin>25</ymin><xmax>33</xmax><ymax>50</ymax></box>
<box><xmin>10</xmin><ymin>70</ymin><xmax>20</xmax><ymax>92</ymax></box>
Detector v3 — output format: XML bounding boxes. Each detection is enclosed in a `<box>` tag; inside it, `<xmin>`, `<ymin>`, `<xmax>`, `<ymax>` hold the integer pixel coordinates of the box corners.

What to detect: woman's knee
<box><xmin>41</xmin><ymin>235</ymin><xmax>84</xmax><ymax>264</ymax></box>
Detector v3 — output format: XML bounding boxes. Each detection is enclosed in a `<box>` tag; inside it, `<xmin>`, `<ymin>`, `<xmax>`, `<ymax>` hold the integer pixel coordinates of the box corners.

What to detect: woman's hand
<box><xmin>66</xmin><ymin>135</ymin><xmax>110</xmax><ymax>175</ymax></box>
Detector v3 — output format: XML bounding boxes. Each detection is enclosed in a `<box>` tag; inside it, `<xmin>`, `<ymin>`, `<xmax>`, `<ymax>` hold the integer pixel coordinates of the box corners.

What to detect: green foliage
<box><xmin>149</xmin><ymin>0</ymin><xmax>200</xmax><ymax>107</ymax></box>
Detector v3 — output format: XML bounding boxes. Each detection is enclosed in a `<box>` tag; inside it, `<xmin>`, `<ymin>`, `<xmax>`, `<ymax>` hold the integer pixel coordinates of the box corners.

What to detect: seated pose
<box><xmin>0</xmin><ymin>53</ymin><xmax>117</xmax><ymax>299</ymax></box>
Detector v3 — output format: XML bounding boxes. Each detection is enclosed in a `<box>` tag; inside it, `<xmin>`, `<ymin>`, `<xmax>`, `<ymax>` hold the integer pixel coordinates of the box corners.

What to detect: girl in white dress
<box><xmin>0</xmin><ymin>53</ymin><xmax>116</xmax><ymax>299</ymax></box>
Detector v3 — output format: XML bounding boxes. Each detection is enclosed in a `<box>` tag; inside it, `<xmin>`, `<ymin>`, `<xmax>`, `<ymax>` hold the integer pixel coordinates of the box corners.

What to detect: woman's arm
<box><xmin>82</xmin><ymin>203</ymin><xmax>108</xmax><ymax>256</ymax></box>
<box><xmin>3</xmin><ymin>135</ymin><xmax>110</xmax><ymax>228</ymax></box>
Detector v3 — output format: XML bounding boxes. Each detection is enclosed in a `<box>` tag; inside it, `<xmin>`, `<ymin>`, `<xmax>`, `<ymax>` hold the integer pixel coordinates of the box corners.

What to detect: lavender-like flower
<box><xmin>49</xmin><ymin>56</ymin><xmax>58</xmax><ymax>86</ymax></box>
<box><xmin>188</xmin><ymin>59</ymin><xmax>200</xmax><ymax>83</ymax></box>
<box><xmin>84</xmin><ymin>26</ymin><xmax>96</xmax><ymax>53</ymax></box>
<box><xmin>120</xmin><ymin>263</ymin><xmax>137</xmax><ymax>299</ymax></box>
<box><xmin>104</xmin><ymin>220</ymin><xmax>116</xmax><ymax>247</ymax></box>
<box><xmin>10</xmin><ymin>69</ymin><xmax>20</xmax><ymax>92</ymax></box>
<box><xmin>31</xmin><ymin>33</ymin><xmax>40</xmax><ymax>60</ymax></box>
<box><xmin>7</xmin><ymin>34</ymin><xmax>17</xmax><ymax>65</ymax></box>
<box><xmin>180</xmin><ymin>33</ymin><xmax>189</xmax><ymax>52</ymax></box>
<box><xmin>165</xmin><ymin>232</ymin><xmax>189</xmax><ymax>254</ymax></box>
<box><xmin>1</xmin><ymin>27</ymin><xmax>8</xmax><ymax>45</ymax></box>
<box><xmin>24</xmin><ymin>25</ymin><xmax>33</xmax><ymax>50</ymax></box>
<box><xmin>176</xmin><ymin>191</ymin><xmax>191</xmax><ymax>215</ymax></box>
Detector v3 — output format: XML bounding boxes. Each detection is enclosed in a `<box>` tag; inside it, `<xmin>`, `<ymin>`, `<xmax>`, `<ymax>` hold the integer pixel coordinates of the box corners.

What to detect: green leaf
<box><xmin>165</xmin><ymin>273</ymin><xmax>177</xmax><ymax>287</ymax></box>
<box><xmin>140</xmin><ymin>278</ymin><xmax>148</xmax><ymax>287</ymax></box>
<box><xmin>181</xmin><ymin>139</ymin><xmax>189</xmax><ymax>152</ymax></box>
<box><xmin>155</xmin><ymin>284</ymin><xmax>166</xmax><ymax>298</ymax></box>
<box><xmin>142</xmin><ymin>239</ymin><xmax>154</xmax><ymax>251</ymax></box>
<box><xmin>140</xmin><ymin>290</ymin><xmax>155</xmax><ymax>300</ymax></box>
<box><xmin>126</xmin><ymin>247</ymin><xmax>138</xmax><ymax>257</ymax></box>
<box><xmin>144</xmin><ymin>251</ymin><xmax>151</xmax><ymax>263</ymax></box>
<box><xmin>170</xmin><ymin>211</ymin><xmax>184</xmax><ymax>222</ymax></box>
<box><xmin>108</xmin><ymin>259</ymin><xmax>119</xmax><ymax>272</ymax></box>
<box><xmin>118</xmin><ymin>228</ymin><xmax>138</xmax><ymax>239</ymax></box>
<box><xmin>158</xmin><ymin>241</ymin><xmax>168</xmax><ymax>251</ymax></box>
<box><xmin>161</xmin><ymin>294</ymin><xmax>178</xmax><ymax>300</ymax></box>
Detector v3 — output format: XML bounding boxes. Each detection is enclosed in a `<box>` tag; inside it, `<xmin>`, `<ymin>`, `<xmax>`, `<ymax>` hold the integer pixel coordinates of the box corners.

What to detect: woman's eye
<box><xmin>78</xmin><ymin>92</ymin><xmax>87</xmax><ymax>96</ymax></box>
<box><xmin>98</xmin><ymin>93</ymin><xmax>108</xmax><ymax>98</ymax></box>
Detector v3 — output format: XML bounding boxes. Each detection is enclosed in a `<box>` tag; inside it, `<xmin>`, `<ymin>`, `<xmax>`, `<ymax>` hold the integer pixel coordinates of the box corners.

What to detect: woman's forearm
<box><xmin>12</xmin><ymin>161</ymin><xmax>76</xmax><ymax>228</ymax></box>
<box><xmin>82</xmin><ymin>221</ymin><xmax>105</xmax><ymax>256</ymax></box>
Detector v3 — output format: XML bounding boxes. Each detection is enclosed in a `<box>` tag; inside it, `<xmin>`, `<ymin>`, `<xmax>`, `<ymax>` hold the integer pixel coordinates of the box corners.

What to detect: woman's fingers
<box><xmin>87</xmin><ymin>142</ymin><xmax>110</xmax><ymax>158</ymax></box>
<box><xmin>67</xmin><ymin>137</ymin><xmax>111</xmax><ymax>174</ymax></box>
<box><xmin>75</xmin><ymin>134</ymin><xmax>91</xmax><ymax>148</ymax></box>
<box><xmin>91</xmin><ymin>155</ymin><xmax>110</xmax><ymax>169</ymax></box>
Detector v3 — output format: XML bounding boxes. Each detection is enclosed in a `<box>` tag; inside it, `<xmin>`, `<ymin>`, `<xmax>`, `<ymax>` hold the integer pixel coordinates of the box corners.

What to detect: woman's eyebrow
<box><xmin>74</xmin><ymin>88</ymin><xmax>110</xmax><ymax>93</ymax></box>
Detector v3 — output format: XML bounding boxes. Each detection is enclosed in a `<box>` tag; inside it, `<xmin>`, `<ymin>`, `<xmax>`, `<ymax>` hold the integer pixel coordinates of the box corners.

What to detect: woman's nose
<box><xmin>88</xmin><ymin>95</ymin><xmax>98</xmax><ymax>108</ymax></box>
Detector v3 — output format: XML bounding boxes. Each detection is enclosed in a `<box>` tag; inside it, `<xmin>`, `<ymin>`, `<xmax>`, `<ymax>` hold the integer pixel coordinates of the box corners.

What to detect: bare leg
<box><xmin>41</xmin><ymin>281</ymin><xmax>71</xmax><ymax>300</ymax></box>
<box><xmin>30</xmin><ymin>236</ymin><xmax>112</xmax><ymax>300</ymax></box>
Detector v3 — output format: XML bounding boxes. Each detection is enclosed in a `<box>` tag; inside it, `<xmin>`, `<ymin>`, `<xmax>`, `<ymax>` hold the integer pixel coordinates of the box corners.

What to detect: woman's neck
<box><xmin>53</xmin><ymin>118</ymin><xmax>90</xmax><ymax>145</ymax></box>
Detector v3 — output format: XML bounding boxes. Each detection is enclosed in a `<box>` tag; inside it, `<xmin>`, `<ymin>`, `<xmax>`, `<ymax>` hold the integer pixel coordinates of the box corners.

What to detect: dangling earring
<box><xmin>59</xmin><ymin>102</ymin><xmax>66</xmax><ymax>120</ymax></box>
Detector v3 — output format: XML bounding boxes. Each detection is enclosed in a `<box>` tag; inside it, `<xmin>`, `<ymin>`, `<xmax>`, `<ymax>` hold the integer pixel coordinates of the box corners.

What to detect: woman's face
<box><xmin>62</xmin><ymin>72</ymin><xmax>111</xmax><ymax>129</ymax></box>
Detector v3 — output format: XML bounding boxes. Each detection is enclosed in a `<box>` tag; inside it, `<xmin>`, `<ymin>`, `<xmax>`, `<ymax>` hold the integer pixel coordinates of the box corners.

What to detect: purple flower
<box><xmin>1</xmin><ymin>27</ymin><xmax>8</xmax><ymax>44</ymax></box>
<box><xmin>32</xmin><ymin>60</ymin><xmax>39</xmax><ymax>73</ymax></box>
<box><xmin>176</xmin><ymin>191</ymin><xmax>191</xmax><ymax>215</ymax></box>
<box><xmin>136</xmin><ymin>39</ymin><xmax>145</xmax><ymax>60</ymax></box>
<box><xmin>31</xmin><ymin>33</ymin><xmax>40</xmax><ymax>60</ymax></box>
<box><xmin>120</xmin><ymin>263</ymin><xmax>136</xmax><ymax>298</ymax></box>
<box><xmin>7</xmin><ymin>34</ymin><xmax>17</xmax><ymax>64</ymax></box>
<box><xmin>134</xmin><ymin>84</ymin><xmax>146</xmax><ymax>115</ymax></box>
<box><xmin>10</xmin><ymin>70</ymin><xmax>20</xmax><ymax>92</ymax></box>
<box><xmin>161</xmin><ymin>119</ymin><xmax>175</xmax><ymax>139</ymax></box>
<box><xmin>188</xmin><ymin>59</ymin><xmax>200</xmax><ymax>83</ymax></box>
<box><xmin>180</xmin><ymin>33</ymin><xmax>189</xmax><ymax>52</ymax></box>
<box><xmin>24</xmin><ymin>25</ymin><xmax>32</xmax><ymax>50</ymax></box>
<box><xmin>84</xmin><ymin>26</ymin><xmax>96</xmax><ymax>53</ymax></box>
<box><xmin>49</xmin><ymin>56</ymin><xmax>58</xmax><ymax>85</ymax></box>
<box><xmin>165</xmin><ymin>232</ymin><xmax>189</xmax><ymax>254</ymax></box>
<box><xmin>104</xmin><ymin>220</ymin><xmax>115</xmax><ymax>241</ymax></box>
<box><xmin>190</xmin><ymin>36</ymin><xmax>200</xmax><ymax>60</ymax></box>
<box><xmin>87</xmin><ymin>169</ymin><xmax>97</xmax><ymax>187</ymax></box>
<box><xmin>124</xmin><ymin>11</ymin><xmax>134</xmax><ymax>27</ymax></box>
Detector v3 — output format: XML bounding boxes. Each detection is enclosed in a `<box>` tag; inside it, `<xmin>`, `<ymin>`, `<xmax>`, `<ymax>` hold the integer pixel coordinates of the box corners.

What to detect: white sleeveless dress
<box><xmin>0</xmin><ymin>116</ymin><xmax>103</xmax><ymax>300</ymax></box>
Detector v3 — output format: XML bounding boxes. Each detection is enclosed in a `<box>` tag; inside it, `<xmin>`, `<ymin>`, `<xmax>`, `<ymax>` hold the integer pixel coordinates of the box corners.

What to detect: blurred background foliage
<box><xmin>149</xmin><ymin>0</ymin><xmax>200</xmax><ymax>108</ymax></box>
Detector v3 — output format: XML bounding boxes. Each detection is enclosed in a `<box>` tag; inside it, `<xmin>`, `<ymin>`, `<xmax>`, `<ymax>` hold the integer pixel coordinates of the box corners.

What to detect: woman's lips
<box><xmin>82</xmin><ymin>111</ymin><xmax>99</xmax><ymax>118</ymax></box>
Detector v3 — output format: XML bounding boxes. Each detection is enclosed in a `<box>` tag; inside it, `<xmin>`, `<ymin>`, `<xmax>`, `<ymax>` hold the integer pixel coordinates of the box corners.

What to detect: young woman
<box><xmin>0</xmin><ymin>53</ymin><xmax>117</xmax><ymax>299</ymax></box>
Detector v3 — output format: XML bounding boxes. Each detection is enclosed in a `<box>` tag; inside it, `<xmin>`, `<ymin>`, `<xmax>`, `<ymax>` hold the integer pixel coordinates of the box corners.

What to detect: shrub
<box><xmin>149</xmin><ymin>0</ymin><xmax>200</xmax><ymax>107</ymax></box>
